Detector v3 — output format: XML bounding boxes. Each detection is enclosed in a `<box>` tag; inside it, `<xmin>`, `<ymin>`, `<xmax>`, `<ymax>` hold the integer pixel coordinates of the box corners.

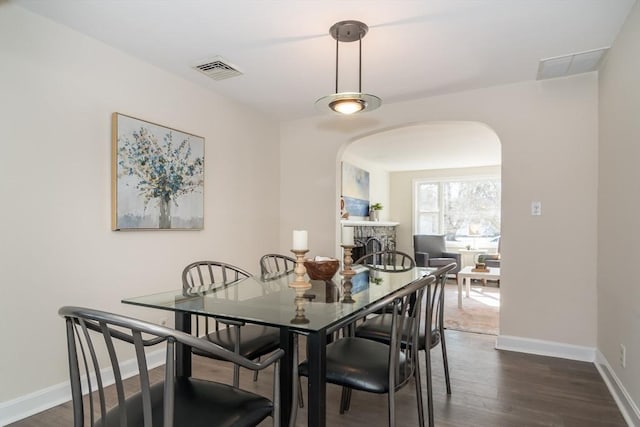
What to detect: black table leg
<box><xmin>307</xmin><ymin>329</ymin><xmax>327</xmax><ymax>427</ymax></box>
<box><xmin>175</xmin><ymin>311</ymin><xmax>192</xmax><ymax>378</ymax></box>
<box><xmin>279</xmin><ymin>328</ymin><xmax>294</xmax><ymax>427</ymax></box>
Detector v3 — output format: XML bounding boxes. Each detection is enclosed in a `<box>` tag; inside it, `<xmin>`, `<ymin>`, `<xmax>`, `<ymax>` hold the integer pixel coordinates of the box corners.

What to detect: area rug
<box><xmin>443</xmin><ymin>281</ymin><xmax>500</xmax><ymax>335</ymax></box>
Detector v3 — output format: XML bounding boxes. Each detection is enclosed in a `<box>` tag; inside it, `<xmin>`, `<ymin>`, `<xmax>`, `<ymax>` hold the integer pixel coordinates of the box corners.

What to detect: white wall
<box><xmin>280</xmin><ymin>74</ymin><xmax>599</xmax><ymax>349</ymax></box>
<box><xmin>598</xmin><ymin>0</ymin><xmax>640</xmax><ymax>414</ymax></box>
<box><xmin>0</xmin><ymin>3</ymin><xmax>280</xmax><ymax>405</ymax></box>
<box><xmin>390</xmin><ymin>165</ymin><xmax>501</xmax><ymax>254</ymax></box>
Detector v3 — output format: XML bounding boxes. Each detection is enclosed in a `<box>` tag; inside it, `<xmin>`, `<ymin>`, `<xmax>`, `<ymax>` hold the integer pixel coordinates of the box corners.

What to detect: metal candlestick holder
<box><xmin>290</xmin><ymin>249</ymin><xmax>312</xmax><ymax>289</ymax></box>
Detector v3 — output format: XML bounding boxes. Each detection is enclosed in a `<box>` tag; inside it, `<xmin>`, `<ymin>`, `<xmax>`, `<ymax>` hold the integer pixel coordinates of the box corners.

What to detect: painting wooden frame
<box><xmin>111</xmin><ymin>113</ymin><xmax>204</xmax><ymax>230</ymax></box>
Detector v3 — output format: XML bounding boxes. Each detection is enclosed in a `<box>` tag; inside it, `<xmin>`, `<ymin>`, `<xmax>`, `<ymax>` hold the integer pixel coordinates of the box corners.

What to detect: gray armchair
<box><xmin>478</xmin><ymin>237</ymin><xmax>501</xmax><ymax>268</ymax></box>
<box><xmin>413</xmin><ymin>234</ymin><xmax>461</xmax><ymax>276</ymax></box>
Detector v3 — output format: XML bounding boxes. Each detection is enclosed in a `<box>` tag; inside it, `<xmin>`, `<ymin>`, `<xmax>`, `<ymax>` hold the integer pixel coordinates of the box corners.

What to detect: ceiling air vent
<box><xmin>537</xmin><ymin>47</ymin><xmax>609</xmax><ymax>80</ymax></box>
<box><xmin>192</xmin><ymin>56</ymin><xmax>243</xmax><ymax>81</ymax></box>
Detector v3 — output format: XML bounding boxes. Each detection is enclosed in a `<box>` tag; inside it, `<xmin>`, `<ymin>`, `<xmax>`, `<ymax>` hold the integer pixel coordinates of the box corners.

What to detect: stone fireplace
<box><xmin>341</xmin><ymin>220</ymin><xmax>399</xmax><ymax>262</ymax></box>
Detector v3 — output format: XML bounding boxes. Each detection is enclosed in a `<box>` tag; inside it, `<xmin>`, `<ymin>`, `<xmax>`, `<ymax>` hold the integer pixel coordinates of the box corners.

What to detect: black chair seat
<box><xmin>101</xmin><ymin>377</ymin><xmax>273</xmax><ymax>427</ymax></box>
<box><xmin>299</xmin><ymin>337</ymin><xmax>408</xmax><ymax>394</ymax></box>
<box><xmin>193</xmin><ymin>325</ymin><xmax>281</xmax><ymax>361</ymax></box>
<box><xmin>355</xmin><ymin>314</ymin><xmax>441</xmax><ymax>350</ymax></box>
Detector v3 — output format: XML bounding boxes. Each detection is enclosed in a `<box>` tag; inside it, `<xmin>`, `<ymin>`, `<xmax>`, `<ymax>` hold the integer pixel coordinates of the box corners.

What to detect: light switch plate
<box><xmin>531</xmin><ymin>201</ymin><xmax>542</xmax><ymax>216</ymax></box>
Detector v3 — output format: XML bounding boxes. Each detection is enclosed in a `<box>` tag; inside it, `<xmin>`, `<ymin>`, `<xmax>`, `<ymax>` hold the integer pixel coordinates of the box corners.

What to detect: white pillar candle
<box><xmin>342</xmin><ymin>226</ymin><xmax>354</xmax><ymax>246</ymax></box>
<box><xmin>292</xmin><ymin>230</ymin><xmax>308</xmax><ymax>250</ymax></box>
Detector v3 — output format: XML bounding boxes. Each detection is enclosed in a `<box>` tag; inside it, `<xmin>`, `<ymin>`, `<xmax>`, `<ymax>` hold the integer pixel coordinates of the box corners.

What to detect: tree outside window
<box><xmin>415</xmin><ymin>178</ymin><xmax>501</xmax><ymax>246</ymax></box>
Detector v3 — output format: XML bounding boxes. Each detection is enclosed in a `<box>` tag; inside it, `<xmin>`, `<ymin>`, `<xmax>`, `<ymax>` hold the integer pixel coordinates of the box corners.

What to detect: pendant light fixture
<box><xmin>315</xmin><ymin>20</ymin><xmax>381</xmax><ymax>115</ymax></box>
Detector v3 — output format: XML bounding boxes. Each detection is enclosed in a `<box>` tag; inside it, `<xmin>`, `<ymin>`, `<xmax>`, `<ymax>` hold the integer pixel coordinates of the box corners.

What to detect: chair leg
<box><xmin>253</xmin><ymin>356</ymin><xmax>260</xmax><ymax>382</ymax></box>
<box><xmin>423</xmin><ymin>349</ymin><xmax>434</xmax><ymax>427</ymax></box>
<box><xmin>233</xmin><ymin>364</ymin><xmax>240</xmax><ymax>388</ymax></box>
<box><xmin>297</xmin><ymin>376</ymin><xmax>304</xmax><ymax>408</ymax></box>
<box><xmin>339</xmin><ymin>387</ymin><xmax>351</xmax><ymax>414</ymax></box>
<box><xmin>295</xmin><ymin>336</ymin><xmax>304</xmax><ymax>408</ymax></box>
<box><xmin>289</xmin><ymin>335</ymin><xmax>300</xmax><ymax>427</ymax></box>
<box><xmin>440</xmin><ymin>331</ymin><xmax>452</xmax><ymax>394</ymax></box>
<box><xmin>414</xmin><ymin>353</ymin><xmax>425</xmax><ymax>427</ymax></box>
<box><xmin>388</xmin><ymin>386</ymin><xmax>395</xmax><ymax>427</ymax></box>
<box><xmin>339</xmin><ymin>387</ymin><xmax>347</xmax><ymax>414</ymax></box>
<box><xmin>233</xmin><ymin>327</ymin><xmax>241</xmax><ymax>387</ymax></box>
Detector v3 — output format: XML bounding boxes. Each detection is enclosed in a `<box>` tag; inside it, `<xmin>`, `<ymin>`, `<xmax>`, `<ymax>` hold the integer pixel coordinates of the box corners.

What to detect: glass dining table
<box><xmin>122</xmin><ymin>265</ymin><xmax>434</xmax><ymax>427</ymax></box>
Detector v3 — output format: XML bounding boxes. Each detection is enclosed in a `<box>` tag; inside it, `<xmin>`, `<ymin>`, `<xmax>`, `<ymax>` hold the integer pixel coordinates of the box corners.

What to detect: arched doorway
<box><xmin>338</xmin><ymin>121</ymin><xmax>502</xmax><ymax>335</ymax></box>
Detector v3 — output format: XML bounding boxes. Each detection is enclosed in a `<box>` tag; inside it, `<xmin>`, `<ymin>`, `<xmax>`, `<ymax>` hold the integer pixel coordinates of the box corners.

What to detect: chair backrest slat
<box><xmin>182</xmin><ymin>261</ymin><xmax>251</xmax><ymax>291</ymax></box>
<box><xmin>163</xmin><ymin>339</ymin><xmax>176</xmax><ymax>427</ymax></box>
<box><xmin>133</xmin><ymin>330</ymin><xmax>153</xmax><ymax>427</ymax></box>
<box><xmin>65</xmin><ymin>319</ymin><xmax>84</xmax><ymax>427</ymax></box>
<box><xmin>79</xmin><ymin>319</ymin><xmax>109</xmax><ymax>425</ymax></box>
<box><xmin>101</xmin><ymin>322</ymin><xmax>127</xmax><ymax>427</ymax></box>
<box><xmin>259</xmin><ymin>254</ymin><xmax>296</xmax><ymax>276</ymax></box>
<box><xmin>355</xmin><ymin>250</ymin><xmax>416</xmax><ymax>272</ymax></box>
<box><xmin>181</xmin><ymin>261</ymin><xmax>252</xmax><ymax>335</ymax></box>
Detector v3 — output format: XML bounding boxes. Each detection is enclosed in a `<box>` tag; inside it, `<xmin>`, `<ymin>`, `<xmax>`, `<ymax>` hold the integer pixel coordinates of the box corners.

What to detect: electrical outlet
<box><xmin>620</xmin><ymin>344</ymin><xmax>626</xmax><ymax>368</ymax></box>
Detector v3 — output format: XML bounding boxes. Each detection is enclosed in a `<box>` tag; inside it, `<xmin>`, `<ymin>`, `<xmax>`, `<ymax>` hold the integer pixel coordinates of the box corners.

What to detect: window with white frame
<box><xmin>414</xmin><ymin>177</ymin><xmax>501</xmax><ymax>247</ymax></box>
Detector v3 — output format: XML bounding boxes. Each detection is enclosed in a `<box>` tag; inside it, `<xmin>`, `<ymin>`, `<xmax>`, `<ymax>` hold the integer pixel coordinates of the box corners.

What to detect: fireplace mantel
<box><xmin>341</xmin><ymin>220</ymin><xmax>400</xmax><ymax>227</ymax></box>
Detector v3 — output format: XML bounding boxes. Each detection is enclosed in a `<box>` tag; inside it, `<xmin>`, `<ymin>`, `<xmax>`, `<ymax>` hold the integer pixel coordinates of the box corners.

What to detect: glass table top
<box><xmin>122</xmin><ymin>266</ymin><xmax>434</xmax><ymax>333</ymax></box>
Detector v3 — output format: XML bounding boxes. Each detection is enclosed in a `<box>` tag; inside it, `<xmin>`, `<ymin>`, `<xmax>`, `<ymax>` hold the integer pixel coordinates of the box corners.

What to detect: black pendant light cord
<box><xmin>335</xmin><ymin>28</ymin><xmax>363</xmax><ymax>93</ymax></box>
<box><xmin>335</xmin><ymin>34</ymin><xmax>339</xmax><ymax>93</ymax></box>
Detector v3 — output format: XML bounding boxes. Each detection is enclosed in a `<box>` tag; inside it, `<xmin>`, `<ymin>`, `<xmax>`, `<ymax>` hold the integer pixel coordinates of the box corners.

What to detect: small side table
<box><xmin>458</xmin><ymin>248</ymin><xmax>488</xmax><ymax>269</ymax></box>
<box><xmin>456</xmin><ymin>266</ymin><xmax>501</xmax><ymax>308</ymax></box>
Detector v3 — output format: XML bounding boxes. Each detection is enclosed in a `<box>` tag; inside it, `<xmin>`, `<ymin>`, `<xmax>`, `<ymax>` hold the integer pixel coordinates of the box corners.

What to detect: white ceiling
<box><xmin>346</xmin><ymin>122</ymin><xmax>501</xmax><ymax>171</ymax></box>
<box><xmin>14</xmin><ymin>0</ymin><xmax>636</xmax><ymax>122</ymax></box>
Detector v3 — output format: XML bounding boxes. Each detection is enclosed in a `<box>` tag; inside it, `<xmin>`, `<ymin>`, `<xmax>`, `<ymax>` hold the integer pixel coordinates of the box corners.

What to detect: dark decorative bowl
<box><xmin>304</xmin><ymin>258</ymin><xmax>340</xmax><ymax>281</ymax></box>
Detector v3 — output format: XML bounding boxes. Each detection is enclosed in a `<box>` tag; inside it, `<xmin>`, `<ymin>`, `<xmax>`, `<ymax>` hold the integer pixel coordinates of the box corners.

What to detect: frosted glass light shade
<box><xmin>315</xmin><ymin>92</ymin><xmax>381</xmax><ymax>115</ymax></box>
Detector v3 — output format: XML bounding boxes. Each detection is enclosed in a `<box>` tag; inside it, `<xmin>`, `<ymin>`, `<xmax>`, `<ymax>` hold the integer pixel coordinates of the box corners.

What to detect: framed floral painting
<box><xmin>111</xmin><ymin>113</ymin><xmax>204</xmax><ymax>230</ymax></box>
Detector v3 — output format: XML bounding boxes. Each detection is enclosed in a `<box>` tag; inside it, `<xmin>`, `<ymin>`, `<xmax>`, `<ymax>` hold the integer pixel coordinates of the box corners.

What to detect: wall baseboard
<box><xmin>0</xmin><ymin>349</ymin><xmax>165</xmax><ymax>426</ymax></box>
<box><xmin>595</xmin><ymin>350</ymin><xmax>640</xmax><ymax>427</ymax></box>
<box><xmin>495</xmin><ymin>334</ymin><xmax>597</xmax><ymax>362</ymax></box>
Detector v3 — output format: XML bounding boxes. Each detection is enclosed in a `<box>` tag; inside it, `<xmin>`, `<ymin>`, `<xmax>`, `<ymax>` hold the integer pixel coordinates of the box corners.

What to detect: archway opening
<box><xmin>339</xmin><ymin>121</ymin><xmax>502</xmax><ymax>335</ymax></box>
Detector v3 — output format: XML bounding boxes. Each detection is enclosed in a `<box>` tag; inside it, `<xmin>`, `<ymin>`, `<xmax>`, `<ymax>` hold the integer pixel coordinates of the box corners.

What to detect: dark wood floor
<box><xmin>10</xmin><ymin>330</ymin><xmax>625</xmax><ymax>427</ymax></box>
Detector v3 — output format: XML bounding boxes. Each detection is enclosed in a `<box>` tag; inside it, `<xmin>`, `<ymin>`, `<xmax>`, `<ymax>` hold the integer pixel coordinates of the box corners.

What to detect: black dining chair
<box><xmin>59</xmin><ymin>306</ymin><xmax>284</xmax><ymax>427</ymax></box>
<box><xmin>297</xmin><ymin>274</ymin><xmax>436</xmax><ymax>427</ymax></box>
<box><xmin>182</xmin><ymin>260</ymin><xmax>281</xmax><ymax>387</ymax></box>
<box><xmin>354</xmin><ymin>250</ymin><xmax>416</xmax><ymax>272</ymax></box>
<box><xmin>354</xmin><ymin>262</ymin><xmax>458</xmax><ymax>426</ymax></box>
<box><xmin>354</xmin><ymin>250</ymin><xmax>417</xmax><ymax>317</ymax></box>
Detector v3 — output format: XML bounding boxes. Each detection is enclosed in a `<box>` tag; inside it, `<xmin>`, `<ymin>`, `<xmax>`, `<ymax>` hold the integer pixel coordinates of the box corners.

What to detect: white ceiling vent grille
<box><xmin>537</xmin><ymin>47</ymin><xmax>609</xmax><ymax>80</ymax></box>
<box><xmin>192</xmin><ymin>56</ymin><xmax>243</xmax><ymax>81</ymax></box>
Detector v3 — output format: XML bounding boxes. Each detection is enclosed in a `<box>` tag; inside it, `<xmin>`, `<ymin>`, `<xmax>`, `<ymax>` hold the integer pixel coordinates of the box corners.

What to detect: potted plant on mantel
<box><xmin>369</xmin><ymin>202</ymin><xmax>383</xmax><ymax>221</ymax></box>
